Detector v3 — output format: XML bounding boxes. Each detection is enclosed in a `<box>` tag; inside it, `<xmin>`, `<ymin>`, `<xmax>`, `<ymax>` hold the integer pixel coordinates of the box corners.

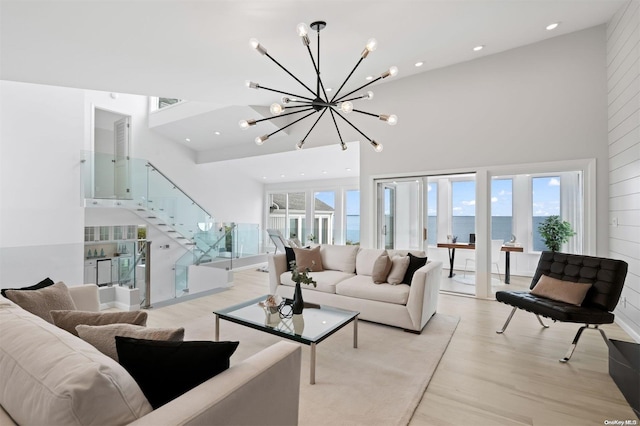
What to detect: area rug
<box><xmin>183</xmin><ymin>313</ymin><xmax>459</xmax><ymax>426</ymax></box>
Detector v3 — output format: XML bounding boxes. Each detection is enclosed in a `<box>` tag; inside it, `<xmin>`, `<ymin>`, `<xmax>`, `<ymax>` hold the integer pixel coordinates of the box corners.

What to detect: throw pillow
<box><xmin>5</xmin><ymin>281</ymin><xmax>77</xmax><ymax>323</ymax></box>
<box><xmin>285</xmin><ymin>246</ymin><xmax>296</xmax><ymax>271</ymax></box>
<box><xmin>372</xmin><ymin>254</ymin><xmax>392</xmax><ymax>284</ymax></box>
<box><xmin>76</xmin><ymin>324</ymin><xmax>185</xmax><ymax>361</ymax></box>
<box><xmin>1</xmin><ymin>277</ymin><xmax>54</xmax><ymax>298</ymax></box>
<box><xmin>116</xmin><ymin>337</ymin><xmax>239</xmax><ymax>409</ymax></box>
<box><xmin>51</xmin><ymin>310</ymin><xmax>148</xmax><ymax>336</ymax></box>
<box><xmin>387</xmin><ymin>255</ymin><xmax>410</xmax><ymax>285</ymax></box>
<box><xmin>530</xmin><ymin>275</ymin><xmax>593</xmax><ymax>306</ymax></box>
<box><xmin>292</xmin><ymin>246</ymin><xmax>324</xmax><ymax>272</ymax></box>
<box><xmin>402</xmin><ymin>253</ymin><xmax>428</xmax><ymax>285</ymax></box>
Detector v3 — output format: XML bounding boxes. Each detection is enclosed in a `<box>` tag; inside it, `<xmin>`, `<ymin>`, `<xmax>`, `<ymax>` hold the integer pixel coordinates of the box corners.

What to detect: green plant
<box><xmin>289</xmin><ymin>261</ymin><xmax>317</xmax><ymax>288</ymax></box>
<box><xmin>538</xmin><ymin>215</ymin><xmax>575</xmax><ymax>252</ymax></box>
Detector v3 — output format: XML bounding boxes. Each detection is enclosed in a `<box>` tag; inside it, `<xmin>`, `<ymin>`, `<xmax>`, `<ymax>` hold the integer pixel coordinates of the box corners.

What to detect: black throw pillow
<box><xmin>115</xmin><ymin>337</ymin><xmax>239</xmax><ymax>409</ymax></box>
<box><xmin>402</xmin><ymin>253</ymin><xmax>428</xmax><ymax>285</ymax></box>
<box><xmin>285</xmin><ymin>246</ymin><xmax>296</xmax><ymax>271</ymax></box>
<box><xmin>1</xmin><ymin>277</ymin><xmax>54</xmax><ymax>299</ymax></box>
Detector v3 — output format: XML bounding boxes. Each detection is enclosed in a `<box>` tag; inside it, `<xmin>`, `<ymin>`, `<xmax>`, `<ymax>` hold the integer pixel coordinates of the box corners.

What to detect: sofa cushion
<box><xmin>356</xmin><ymin>248</ymin><xmax>386</xmax><ymax>276</ymax></box>
<box><xmin>372</xmin><ymin>254</ymin><xmax>392</xmax><ymax>284</ymax></box>
<box><xmin>530</xmin><ymin>274</ymin><xmax>593</xmax><ymax>306</ymax></box>
<box><xmin>280</xmin><ymin>270</ymin><xmax>354</xmax><ymax>294</ymax></box>
<box><xmin>387</xmin><ymin>255</ymin><xmax>410</xmax><ymax>285</ymax></box>
<box><xmin>116</xmin><ymin>337</ymin><xmax>239</xmax><ymax>409</ymax></box>
<box><xmin>387</xmin><ymin>249</ymin><xmax>426</xmax><ymax>258</ymax></box>
<box><xmin>0</xmin><ymin>299</ymin><xmax>153</xmax><ymax>425</ymax></box>
<box><xmin>293</xmin><ymin>246</ymin><xmax>324</xmax><ymax>272</ymax></box>
<box><xmin>402</xmin><ymin>253</ymin><xmax>428</xmax><ymax>285</ymax></box>
<box><xmin>4</xmin><ymin>281</ymin><xmax>77</xmax><ymax>323</ymax></box>
<box><xmin>51</xmin><ymin>309</ymin><xmax>148</xmax><ymax>336</ymax></box>
<box><xmin>336</xmin><ymin>275</ymin><xmax>410</xmax><ymax>305</ymax></box>
<box><xmin>76</xmin><ymin>323</ymin><xmax>185</xmax><ymax>361</ymax></box>
<box><xmin>1</xmin><ymin>277</ymin><xmax>54</xmax><ymax>298</ymax></box>
<box><xmin>320</xmin><ymin>244</ymin><xmax>359</xmax><ymax>273</ymax></box>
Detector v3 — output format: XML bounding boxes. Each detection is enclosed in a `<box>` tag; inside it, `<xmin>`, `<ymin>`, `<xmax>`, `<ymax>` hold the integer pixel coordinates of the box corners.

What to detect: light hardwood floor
<box><xmin>144</xmin><ymin>268</ymin><xmax>639</xmax><ymax>426</ymax></box>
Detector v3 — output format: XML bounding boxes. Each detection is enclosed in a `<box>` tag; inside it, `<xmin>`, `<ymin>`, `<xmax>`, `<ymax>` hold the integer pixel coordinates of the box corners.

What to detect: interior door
<box><xmin>377</xmin><ymin>183</ymin><xmax>396</xmax><ymax>249</ymax></box>
<box><xmin>114</xmin><ymin>117</ymin><xmax>131</xmax><ymax>199</ymax></box>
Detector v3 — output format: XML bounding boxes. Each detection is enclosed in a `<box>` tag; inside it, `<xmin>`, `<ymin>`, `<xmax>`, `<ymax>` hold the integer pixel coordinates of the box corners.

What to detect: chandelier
<box><xmin>239</xmin><ymin>21</ymin><xmax>398</xmax><ymax>152</ymax></box>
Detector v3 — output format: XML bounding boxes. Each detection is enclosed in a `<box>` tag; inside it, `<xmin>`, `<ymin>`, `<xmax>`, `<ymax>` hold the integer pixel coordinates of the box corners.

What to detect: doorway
<box><xmin>93</xmin><ymin>108</ymin><xmax>131</xmax><ymax>199</ymax></box>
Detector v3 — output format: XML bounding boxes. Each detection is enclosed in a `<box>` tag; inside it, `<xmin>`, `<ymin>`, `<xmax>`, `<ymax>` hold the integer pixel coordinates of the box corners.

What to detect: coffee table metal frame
<box><xmin>213</xmin><ymin>295</ymin><xmax>359</xmax><ymax>384</ymax></box>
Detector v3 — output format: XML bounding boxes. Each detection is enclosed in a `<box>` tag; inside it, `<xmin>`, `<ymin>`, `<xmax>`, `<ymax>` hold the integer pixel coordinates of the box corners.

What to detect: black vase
<box><xmin>292</xmin><ymin>282</ymin><xmax>304</xmax><ymax>314</ymax></box>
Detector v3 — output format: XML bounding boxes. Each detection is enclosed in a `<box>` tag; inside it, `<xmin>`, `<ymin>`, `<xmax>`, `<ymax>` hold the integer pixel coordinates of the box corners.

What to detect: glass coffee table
<box><xmin>213</xmin><ymin>295</ymin><xmax>359</xmax><ymax>384</ymax></box>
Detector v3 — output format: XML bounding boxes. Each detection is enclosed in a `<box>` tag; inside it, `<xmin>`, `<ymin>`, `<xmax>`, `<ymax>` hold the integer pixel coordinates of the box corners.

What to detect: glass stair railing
<box><xmin>81</xmin><ymin>151</ymin><xmax>260</xmax><ymax>299</ymax></box>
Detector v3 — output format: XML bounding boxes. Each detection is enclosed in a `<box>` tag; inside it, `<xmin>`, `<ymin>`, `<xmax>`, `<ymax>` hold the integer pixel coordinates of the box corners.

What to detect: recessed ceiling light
<box><xmin>185</xmin><ymin>138</ymin><xmax>191</xmax><ymax>142</ymax></box>
<box><xmin>322</xmin><ymin>170</ymin><xmax>328</xmax><ymax>174</ymax></box>
<box><xmin>326</xmin><ymin>88</ymin><xmax>332</xmax><ymax>92</ymax></box>
<box><xmin>365</xmin><ymin>75</ymin><xmax>373</xmax><ymax>81</ymax></box>
<box><xmin>214</xmin><ymin>131</ymin><xmax>221</xmax><ymax>135</ymax></box>
<box><xmin>280</xmin><ymin>174</ymin><xmax>285</xmax><ymax>178</ymax></box>
<box><xmin>262</xmin><ymin>176</ymin><xmax>267</xmax><ymax>180</ymax></box>
<box><xmin>415</xmin><ymin>61</ymin><xmax>424</xmax><ymax>67</ymax></box>
<box><xmin>473</xmin><ymin>45</ymin><xmax>484</xmax><ymax>52</ymax></box>
<box><xmin>546</xmin><ymin>22</ymin><xmax>560</xmax><ymax>31</ymax></box>
<box><xmin>346</xmin><ymin>168</ymin><xmax>352</xmax><ymax>172</ymax></box>
<box><xmin>300</xmin><ymin>172</ymin><xmax>305</xmax><ymax>176</ymax></box>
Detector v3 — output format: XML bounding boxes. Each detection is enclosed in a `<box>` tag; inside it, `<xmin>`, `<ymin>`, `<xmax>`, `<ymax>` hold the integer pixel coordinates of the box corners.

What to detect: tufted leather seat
<box><xmin>495</xmin><ymin>251</ymin><xmax>628</xmax><ymax>362</ymax></box>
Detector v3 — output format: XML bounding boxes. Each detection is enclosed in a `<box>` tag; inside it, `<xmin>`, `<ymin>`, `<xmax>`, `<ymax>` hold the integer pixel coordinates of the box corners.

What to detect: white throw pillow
<box><xmin>320</xmin><ymin>244</ymin><xmax>359</xmax><ymax>273</ymax></box>
<box><xmin>387</xmin><ymin>255</ymin><xmax>410</xmax><ymax>285</ymax></box>
<box><xmin>355</xmin><ymin>248</ymin><xmax>386</xmax><ymax>276</ymax></box>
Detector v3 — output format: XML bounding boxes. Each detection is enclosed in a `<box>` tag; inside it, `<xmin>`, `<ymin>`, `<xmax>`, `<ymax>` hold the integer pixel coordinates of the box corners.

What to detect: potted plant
<box><xmin>289</xmin><ymin>261</ymin><xmax>317</xmax><ymax>314</ymax></box>
<box><xmin>538</xmin><ymin>215</ymin><xmax>576</xmax><ymax>252</ymax></box>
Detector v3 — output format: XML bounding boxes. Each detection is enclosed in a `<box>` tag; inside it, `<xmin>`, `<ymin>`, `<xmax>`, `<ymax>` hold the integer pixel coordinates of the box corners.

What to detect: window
<box><xmin>158</xmin><ymin>98</ymin><xmax>181</xmax><ymax>109</ymax></box>
<box><xmin>345</xmin><ymin>190</ymin><xmax>360</xmax><ymax>245</ymax></box>
<box><xmin>451</xmin><ymin>179</ymin><xmax>476</xmax><ymax>243</ymax></box>
<box><xmin>427</xmin><ymin>182</ymin><xmax>437</xmax><ymax>246</ymax></box>
<box><xmin>491</xmin><ymin>178</ymin><xmax>513</xmax><ymax>243</ymax></box>
<box><xmin>267</xmin><ymin>192</ymin><xmax>306</xmax><ymax>246</ymax></box>
<box><xmin>314</xmin><ymin>191</ymin><xmax>335</xmax><ymax>244</ymax></box>
<box><xmin>532</xmin><ymin>176</ymin><xmax>561</xmax><ymax>251</ymax></box>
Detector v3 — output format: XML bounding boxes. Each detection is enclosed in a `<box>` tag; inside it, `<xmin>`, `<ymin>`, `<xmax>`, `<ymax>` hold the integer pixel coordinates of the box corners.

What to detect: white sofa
<box><xmin>268</xmin><ymin>245</ymin><xmax>442</xmax><ymax>333</ymax></box>
<box><xmin>0</xmin><ymin>284</ymin><xmax>301</xmax><ymax>426</ymax></box>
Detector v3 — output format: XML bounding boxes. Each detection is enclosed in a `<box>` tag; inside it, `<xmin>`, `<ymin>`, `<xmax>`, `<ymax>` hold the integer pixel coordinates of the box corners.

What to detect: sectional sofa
<box><xmin>0</xmin><ymin>284</ymin><xmax>301</xmax><ymax>426</ymax></box>
<box><xmin>268</xmin><ymin>245</ymin><xmax>442</xmax><ymax>332</ymax></box>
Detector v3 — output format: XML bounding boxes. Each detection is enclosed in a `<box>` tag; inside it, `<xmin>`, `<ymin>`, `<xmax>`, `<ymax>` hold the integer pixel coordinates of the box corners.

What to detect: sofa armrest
<box><xmin>406</xmin><ymin>261</ymin><xmax>442</xmax><ymax>332</ymax></box>
<box><xmin>129</xmin><ymin>341</ymin><xmax>302</xmax><ymax>426</ymax></box>
<box><xmin>68</xmin><ymin>284</ymin><xmax>100</xmax><ymax>312</ymax></box>
<box><xmin>268</xmin><ymin>253</ymin><xmax>287</xmax><ymax>294</ymax></box>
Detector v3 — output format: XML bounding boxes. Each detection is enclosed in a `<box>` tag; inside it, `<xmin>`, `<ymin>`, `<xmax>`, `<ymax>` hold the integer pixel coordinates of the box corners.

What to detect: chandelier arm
<box><xmin>266</xmin><ymin>110</ymin><xmax>318</xmax><ymax>138</ymax></box>
<box><xmin>328</xmin><ymin>108</ymin><xmax>345</xmax><ymax>144</ymax></box>
<box><xmin>333</xmin><ymin>76</ymin><xmax>382</xmax><ymax>103</ymax></box>
<box><xmin>351</xmin><ymin>108</ymin><xmax>379</xmax><ymax>118</ymax></box>
<box><xmin>330</xmin><ymin>57</ymin><xmax>364</xmax><ymax>103</ymax></box>
<box><xmin>257</xmin><ymin>85</ymin><xmax>315</xmax><ymax>102</ymax></box>
<box><xmin>340</xmin><ymin>94</ymin><xmax>370</xmax><ymax>103</ymax></box>
<box><xmin>254</xmin><ymin>107</ymin><xmax>315</xmax><ymax>124</ymax></box>
<box><xmin>332</xmin><ymin>110</ymin><xmax>373</xmax><ymax>142</ymax></box>
<box><xmin>264</xmin><ymin>53</ymin><xmax>317</xmax><ymax>98</ymax></box>
<box><xmin>300</xmin><ymin>108</ymin><xmax>329</xmax><ymax>143</ymax></box>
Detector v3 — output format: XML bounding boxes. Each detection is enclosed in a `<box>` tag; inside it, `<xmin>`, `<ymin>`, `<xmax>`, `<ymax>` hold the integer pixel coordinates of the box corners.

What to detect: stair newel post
<box><xmin>143</xmin><ymin>240</ymin><xmax>152</xmax><ymax>309</ymax></box>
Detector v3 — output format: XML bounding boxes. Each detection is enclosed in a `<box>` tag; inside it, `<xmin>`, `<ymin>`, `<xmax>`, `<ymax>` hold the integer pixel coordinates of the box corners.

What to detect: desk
<box><xmin>436</xmin><ymin>243</ymin><xmax>524</xmax><ymax>284</ymax></box>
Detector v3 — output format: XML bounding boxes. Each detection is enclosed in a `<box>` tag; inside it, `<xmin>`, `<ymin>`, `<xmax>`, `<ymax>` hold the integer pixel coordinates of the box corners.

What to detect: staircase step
<box><xmin>147</xmin><ymin>216</ymin><xmax>157</xmax><ymax>219</ymax></box>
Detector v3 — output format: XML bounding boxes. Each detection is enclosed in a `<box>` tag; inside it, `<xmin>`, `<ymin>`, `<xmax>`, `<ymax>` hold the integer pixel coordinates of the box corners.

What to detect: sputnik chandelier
<box><xmin>239</xmin><ymin>21</ymin><xmax>398</xmax><ymax>152</ymax></box>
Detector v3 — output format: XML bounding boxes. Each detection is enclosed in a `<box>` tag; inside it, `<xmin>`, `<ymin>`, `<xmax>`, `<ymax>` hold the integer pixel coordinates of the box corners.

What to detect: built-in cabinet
<box><xmin>84</xmin><ymin>225</ymin><xmax>139</xmax><ymax>285</ymax></box>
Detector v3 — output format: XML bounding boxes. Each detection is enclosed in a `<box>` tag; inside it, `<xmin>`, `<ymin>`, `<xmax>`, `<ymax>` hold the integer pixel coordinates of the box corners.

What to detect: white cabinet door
<box><xmin>84</xmin><ymin>260</ymin><xmax>97</xmax><ymax>284</ymax></box>
<box><xmin>97</xmin><ymin>259</ymin><xmax>112</xmax><ymax>285</ymax></box>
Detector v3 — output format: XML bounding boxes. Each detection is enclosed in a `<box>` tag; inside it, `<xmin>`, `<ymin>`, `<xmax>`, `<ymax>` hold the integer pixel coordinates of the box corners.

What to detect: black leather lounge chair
<box><xmin>495</xmin><ymin>251</ymin><xmax>628</xmax><ymax>363</ymax></box>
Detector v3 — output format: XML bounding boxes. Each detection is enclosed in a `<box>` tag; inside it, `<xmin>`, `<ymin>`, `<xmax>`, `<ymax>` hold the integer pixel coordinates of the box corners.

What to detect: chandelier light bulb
<box><xmin>366</xmin><ymin>38</ymin><xmax>377</xmax><ymax>52</ymax></box>
<box><xmin>371</xmin><ymin>140</ymin><xmax>383</xmax><ymax>152</ymax></box>
<box><xmin>365</xmin><ymin>91</ymin><xmax>374</xmax><ymax>100</ymax></box>
<box><xmin>387</xmin><ymin>114</ymin><xmax>398</xmax><ymax>126</ymax></box>
<box><xmin>270</xmin><ymin>103</ymin><xmax>283</xmax><ymax>115</ymax></box>
<box><xmin>296</xmin><ymin>140</ymin><xmax>305</xmax><ymax>150</ymax></box>
<box><xmin>249</xmin><ymin>38</ymin><xmax>267</xmax><ymax>55</ymax></box>
<box><xmin>245</xmin><ymin>80</ymin><xmax>259</xmax><ymax>89</ymax></box>
<box><xmin>389</xmin><ymin>66</ymin><xmax>398</xmax><ymax>77</ymax></box>
<box><xmin>296</xmin><ymin>23</ymin><xmax>308</xmax><ymax>37</ymax></box>
<box><xmin>239</xmin><ymin>119</ymin><xmax>256</xmax><ymax>130</ymax></box>
<box><xmin>255</xmin><ymin>135</ymin><xmax>269</xmax><ymax>145</ymax></box>
<box><xmin>340</xmin><ymin>101</ymin><xmax>354</xmax><ymax>114</ymax></box>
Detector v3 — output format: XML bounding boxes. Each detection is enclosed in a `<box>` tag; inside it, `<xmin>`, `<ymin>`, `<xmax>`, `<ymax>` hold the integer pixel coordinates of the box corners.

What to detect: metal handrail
<box><xmin>195</xmin><ymin>222</ymin><xmax>237</xmax><ymax>265</ymax></box>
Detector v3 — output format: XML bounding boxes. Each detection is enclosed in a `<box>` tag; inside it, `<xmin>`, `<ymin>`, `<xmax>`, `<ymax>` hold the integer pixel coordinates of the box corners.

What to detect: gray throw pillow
<box><xmin>5</xmin><ymin>281</ymin><xmax>77</xmax><ymax>323</ymax></box>
<box><xmin>372</xmin><ymin>254</ymin><xmax>392</xmax><ymax>284</ymax></box>
<box><xmin>76</xmin><ymin>324</ymin><xmax>185</xmax><ymax>361</ymax></box>
<box><xmin>51</xmin><ymin>310</ymin><xmax>148</xmax><ymax>336</ymax></box>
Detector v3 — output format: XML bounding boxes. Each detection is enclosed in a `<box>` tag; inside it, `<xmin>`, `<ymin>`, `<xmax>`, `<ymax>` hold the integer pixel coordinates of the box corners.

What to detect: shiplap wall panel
<box><xmin>608</xmin><ymin>0</ymin><xmax>640</xmax><ymax>340</ymax></box>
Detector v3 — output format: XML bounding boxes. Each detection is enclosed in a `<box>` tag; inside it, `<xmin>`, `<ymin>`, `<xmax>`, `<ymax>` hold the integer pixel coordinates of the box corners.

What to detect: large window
<box><xmin>451</xmin><ymin>179</ymin><xmax>476</xmax><ymax>243</ymax></box>
<box><xmin>491</xmin><ymin>178</ymin><xmax>513</xmax><ymax>242</ymax></box>
<box><xmin>313</xmin><ymin>191</ymin><xmax>335</xmax><ymax>244</ymax></box>
<box><xmin>427</xmin><ymin>182</ymin><xmax>437</xmax><ymax>246</ymax></box>
<box><xmin>345</xmin><ymin>190</ymin><xmax>360</xmax><ymax>245</ymax></box>
<box><xmin>267</xmin><ymin>192</ymin><xmax>306</xmax><ymax>245</ymax></box>
<box><xmin>532</xmin><ymin>176</ymin><xmax>561</xmax><ymax>251</ymax></box>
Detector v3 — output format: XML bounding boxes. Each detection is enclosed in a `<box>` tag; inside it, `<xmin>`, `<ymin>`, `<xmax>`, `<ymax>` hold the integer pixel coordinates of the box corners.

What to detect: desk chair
<box><xmin>463</xmin><ymin>239</ymin><xmax>503</xmax><ymax>281</ymax></box>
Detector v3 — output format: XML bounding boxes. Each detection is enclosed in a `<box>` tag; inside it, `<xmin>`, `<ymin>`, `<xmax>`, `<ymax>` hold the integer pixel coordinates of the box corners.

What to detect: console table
<box><xmin>436</xmin><ymin>243</ymin><xmax>523</xmax><ymax>284</ymax></box>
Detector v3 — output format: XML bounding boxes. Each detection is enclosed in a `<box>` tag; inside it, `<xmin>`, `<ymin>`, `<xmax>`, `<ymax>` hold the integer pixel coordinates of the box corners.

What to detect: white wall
<box><xmin>607</xmin><ymin>0</ymin><xmax>640</xmax><ymax>341</ymax></box>
<box><xmin>358</xmin><ymin>26</ymin><xmax>609</xmax><ymax>276</ymax></box>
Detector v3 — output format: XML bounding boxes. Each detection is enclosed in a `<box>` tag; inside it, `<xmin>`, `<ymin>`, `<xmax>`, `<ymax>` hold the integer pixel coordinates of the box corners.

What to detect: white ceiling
<box><xmin>0</xmin><ymin>0</ymin><xmax>624</xmax><ymax>182</ymax></box>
